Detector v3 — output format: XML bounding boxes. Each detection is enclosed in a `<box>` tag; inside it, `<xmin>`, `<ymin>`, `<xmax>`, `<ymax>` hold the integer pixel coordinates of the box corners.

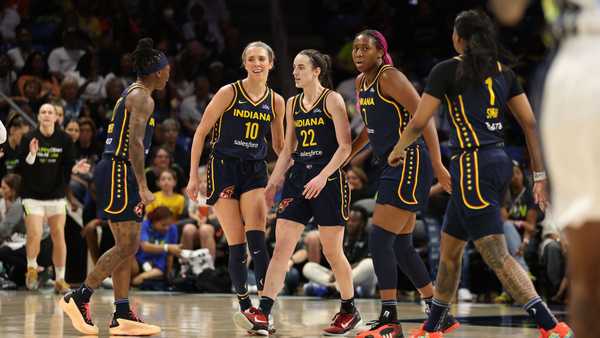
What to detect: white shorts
<box><xmin>541</xmin><ymin>32</ymin><xmax>600</xmax><ymax>229</ymax></box>
<box><xmin>22</xmin><ymin>198</ymin><xmax>67</xmax><ymax>217</ymax></box>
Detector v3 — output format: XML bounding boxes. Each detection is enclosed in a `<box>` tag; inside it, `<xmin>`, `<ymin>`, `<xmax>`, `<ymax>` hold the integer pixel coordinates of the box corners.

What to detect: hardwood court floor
<box><xmin>0</xmin><ymin>289</ymin><xmax>562</xmax><ymax>337</ymax></box>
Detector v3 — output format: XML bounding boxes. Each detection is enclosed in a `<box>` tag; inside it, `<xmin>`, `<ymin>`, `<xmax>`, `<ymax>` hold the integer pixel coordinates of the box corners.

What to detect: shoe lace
<box><xmin>365</xmin><ymin>319</ymin><xmax>401</xmax><ymax>330</ymax></box>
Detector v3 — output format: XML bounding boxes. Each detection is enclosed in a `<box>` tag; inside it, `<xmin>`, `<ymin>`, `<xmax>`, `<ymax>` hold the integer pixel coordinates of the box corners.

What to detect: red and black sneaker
<box><xmin>108</xmin><ymin>310</ymin><xmax>161</xmax><ymax>336</ymax></box>
<box><xmin>356</xmin><ymin>319</ymin><xmax>404</xmax><ymax>338</ymax></box>
<box><xmin>59</xmin><ymin>291</ymin><xmax>99</xmax><ymax>335</ymax></box>
<box><xmin>322</xmin><ymin>310</ymin><xmax>362</xmax><ymax>336</ymax></box>
<box><xmin>233</xmin><ymin>306</ymin><xmax>270</xmax><ymax>336</ymax></box>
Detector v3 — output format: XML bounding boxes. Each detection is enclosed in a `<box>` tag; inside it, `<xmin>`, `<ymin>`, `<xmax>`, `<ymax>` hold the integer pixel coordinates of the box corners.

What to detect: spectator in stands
<box><xmin>132</xmin><ymin>207</ymin><xmax>181</xmax><ymax>286</ymax></box>
<box><xmin>347</xmin><ymin>166</ymin><xmax>371</xmax><ymax>204</ymax></box>
<box><xmin>145</xmin><ymin>146</ymin><xmax>186</xmax><ymax>193</ymax></box>
<box><xmin>179</xmin><ymin>76</ymin><xmax>212</xmax><ymax>137</ymax></box>
<box><xmin>7</xmin><ymin>25</ymin><xmax>33</xmax><ymax>72</ymax></box>
<box><xmin>17</xmin><ymin>52</ymin><xmax>61</xmax><ymax>98</ymax></box>
<box><xmin>302</xmin><ymin>206</ymin><xmax>376</xmax><ymax>298</ymax></box>
<box><xmin>145</xmin><ymin>169</ymin><xmax>185</xmax><ymax>220</ymax></box>
<box><xmin>47</xmin><ymin>27</ymin><xmax>86</xmax><ymax>80</ymax></box>
<box><xmin>69</xmin><ymin>52</ymin><xmax>107</xmax><ymax>103</ymax></box>
<box><xmin>0</xmin><ymin>114</ymin><xmax>30</xmax><ymax>178</ymax></box>
<box><xmin>64</xmin><ymin>119</ymin><xmax>80</xmax><ymax>143</ymax></box>
<box><xmin>95</xmin><ymin>77</ymin><xmax>125</xmax><ymax>132</ymax></box>
<box><xmin>160</xmin><ymin>118</ymin><xmax>190</xmax><ymax>177</ymax></box>
<box><xmin>14</xmin><ymin>78</ymin><xmax>44</xmax><ymax>120</ymax></box>
<box><xmin>60</xmin><ymin>76</ymin><xmax>87</xmax><ymax>120</ymax></box>
<box><xmin>76</xmin><ymin>117</ymin><xmax>101</xmax><ymax>162</ymax></box>
<box><xmin>539</xmin><ymin>209</ymin><xmax>568</xmax><ymax>304</ymax></box>
<box><xmin>0</xmin><ymin>2</ymin><xmax>20</xmax><ymax>42</ymax></box>
<box><xmin>0</xmin><ymin>53</ymin><xmax>16</xmax><ymax>97</ymax></box>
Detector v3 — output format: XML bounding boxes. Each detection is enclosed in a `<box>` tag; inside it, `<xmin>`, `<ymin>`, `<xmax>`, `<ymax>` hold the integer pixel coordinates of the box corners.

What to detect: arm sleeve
<box><xmin>424</xmin><ymin>61</ymin><xmax>454</xmax><ymax>99</ymax></box>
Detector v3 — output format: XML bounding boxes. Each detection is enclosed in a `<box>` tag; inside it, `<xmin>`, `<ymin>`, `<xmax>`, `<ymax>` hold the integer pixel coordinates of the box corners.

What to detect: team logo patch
<box><xmin>277</xmin><ymin>198</ymin><xmax>294</xmax><ymax>213</ymax></box>
<box><xmin>261</xmin><ymin>104</ymin><xmax>270</xmax><ymax>110</ymax></box>
<box><xmin>220</xmin><ymin>186</ymin><xmax>235</xmax><ymax>199</ymax></box>
<box><xmin>134</xmin><ymin>202</ymin><xmax>145</xmax><ymax>218</ymax></box>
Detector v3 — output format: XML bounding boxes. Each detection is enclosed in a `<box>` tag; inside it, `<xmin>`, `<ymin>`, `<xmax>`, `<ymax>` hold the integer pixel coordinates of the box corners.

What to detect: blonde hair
<box><xmin>241</xmin><ymin>41</ymin><xmax>275</xmax><ymax>64</ymax></box>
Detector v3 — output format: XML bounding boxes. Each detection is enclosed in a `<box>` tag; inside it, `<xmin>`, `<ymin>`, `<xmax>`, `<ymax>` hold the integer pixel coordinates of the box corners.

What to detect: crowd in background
<box><xmin>0</xmin><ymin>0</ymin><xmax>567</xmax><ymax>305</ymax></box>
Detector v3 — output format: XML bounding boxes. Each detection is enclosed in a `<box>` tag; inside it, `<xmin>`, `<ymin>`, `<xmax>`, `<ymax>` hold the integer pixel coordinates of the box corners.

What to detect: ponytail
<box><xmin>299</xmin><ymin>49</ymin><xmax>333</xmax><ymax>88</ymax></box>
<box><xmin>356</xmin><ymin>29</ymin><xmax>393</xmax><ymax>66</ymax></box>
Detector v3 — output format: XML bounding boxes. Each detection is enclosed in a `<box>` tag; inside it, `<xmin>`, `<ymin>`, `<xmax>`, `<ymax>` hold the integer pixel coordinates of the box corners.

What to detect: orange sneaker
<box><xmin>59</xmin><ymin>291</ymin><xmax>99</xmax><ymax>335</ymax></box>
<box><xmin>108</xmin><ymin>310</ymin><xmax>161</xmax><ymax>336</ymax></box>
<box><xmin>25</xmin><ymin>267</ymin><xmax>38</xmax><ymax>290</ymax></box>
<box><xmin>54</xmin><ymin>279</ymin><xmax>70</xmax><ymax>294</ymax></box>
<box><xmin>539</xmin><ymin>322</ymin><xmax>574</xmax><ymax>338</ymax></box>
<box><xmin>356</xmin><ymin>319</ymin><xmax>403</xmax><ymax>338</ymax></box>
<box><xmin>408</xmin><ymin>324</ymin><xmax>444</xmax><ymax>338</ymax></box>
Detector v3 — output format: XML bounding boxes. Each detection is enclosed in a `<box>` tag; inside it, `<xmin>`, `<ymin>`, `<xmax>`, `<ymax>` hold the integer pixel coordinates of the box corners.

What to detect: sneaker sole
<box><xmin>58</xmin><ymin>297</ymin><xmax>99</xmax><ymax>335</ymax></box>
<box><xmin>233</xmin><ymin>312</ymin><xmax>268</xmax><ymax>336</ymax></box>
<box><xmin>322</xmin><ymin>319</ymin><xmax>364</xmax><ymax>336</ymax></box>
<box><xmin>108</xmin><ymin>318</ymin><xmax>161</xmax><ymax>336</ymax></box>
<box><xmin>442</xmin><ymin>321</ymin><xmax>460</xmax><ymax>334</ymax></box>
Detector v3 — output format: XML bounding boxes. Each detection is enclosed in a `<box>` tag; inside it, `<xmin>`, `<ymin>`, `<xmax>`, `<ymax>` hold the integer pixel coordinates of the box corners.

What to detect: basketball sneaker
<box><xmin>58</xmin><ymin>291</ymin><xmax>99</xmax><ymax>335</ymax></box>
<box><xmin>438</xmin><ymin>313</ymin><xmax>460</xmax><ymax>333</ymax></box>
<box><xmin>25</xmin><ymin>267</ymin><xmax>38</xmax><ymax>290</ymax></box>
<box><xmin>539</xmin><ymin>322</ymin><xmax>574</xmax><ymax>338</ymax></box>
<box><xmin>356</xmin><ymin>319</ymin><xmax>404</xmax><ymax>338</ymax></box>
<box><xmin>322</xmin><ymin>310</ymin><xmax>362</xmax><ymax>336</ymax></box>
<box><xmin>408</xmin><ymin>324</ymin><xmax>443</xmax><ymax>338</ymax></box>
<box><xmin>233</xmin><ymin>306</ymin><xmax>270</xmax><ymax>336</ymax></box>
<box><xmin>108</xmin><ymin>310</ymin><xmax>161</xmax><ymax>336</ymax></box>
<box><xmin>54</xmin><ymin>279</ymin><xmax>70</xmax><ymax>294</ymax></box>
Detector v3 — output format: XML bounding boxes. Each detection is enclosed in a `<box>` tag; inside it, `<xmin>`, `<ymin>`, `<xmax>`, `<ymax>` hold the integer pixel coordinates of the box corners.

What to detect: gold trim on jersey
<box><xmin>458</xmin><ymin>95</ymin><xmax>480</xmax><ymax>147</ymax></box>
<box><xmin>445</xmin><ymin>95</ymin><xmax>465</xmax><ymax>148</ymax></box>
<box><xmin>338</xmin><ymin>169</ymin><xmax>350</xmax><ymax>221</ymax></box>
<box><xmin>299</xmin><ymin>88</ymin><xmax>329</xmax><ymax>113</ymax></box>
<box><xmin>458</xmin><ymin>150</ymin><xmax>489</xmax><ymax>209</ymax></box>
<box><xmin>115</xmin><ymin>108</ymin><xmax>128</xmax><ymax>156</ymax></box>
<box><xmin>362</xmin><ymin>64</ymin><xmax>393</xmax><ymax>91</ymax></box>
<box><xmin>322</xmin><ymin>90</ymin><xmax>333</xmax><ymax>119</ymax></box>
<box><xmin>237</xmin><ymin>80</ymin><xmax>270</xmax><ymax>107</ymax></box>
<box><xmin>376</xmin><ymin>79</ymin><xmax>403</xmax><ymax>138</ymax></box>
<box><xmin>104</xmin><ymin>160</ymin><xmax>129</xmax><ymax>214</ymax></box>
<box><xmin>397</xmin><ymin>146</ymin><xmax>420</xmax><ymax>205</ymax></box>
<box><xmin>206</xmin><ymin>156</ymin><xmax>215</xmax><ymax>199</ymax></box>
<box><xmin>292</xmin><ymin>94</ymin><xmax>300</xmax><ymax>116</ymax></box>
<box><xmin>224</xmin><ymin>83</ymin><xmax>238</xmax><ymax>112</ymax></box>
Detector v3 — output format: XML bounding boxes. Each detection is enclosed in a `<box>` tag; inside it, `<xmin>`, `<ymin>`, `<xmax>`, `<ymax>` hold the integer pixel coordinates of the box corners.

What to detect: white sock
<box><xmin>55</xmin><ymin>266</ymin><xmax>65</xmax><ymax>281</ymax></box>
<box><xmin>27</xmin><ymin>258</ymin><xmax>38</xmax><ymax>270</ymax></box>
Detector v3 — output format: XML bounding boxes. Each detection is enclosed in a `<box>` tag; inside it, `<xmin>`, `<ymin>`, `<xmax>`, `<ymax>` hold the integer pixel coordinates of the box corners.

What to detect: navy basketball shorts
<box><xmin>376</xmin><ymin>145</ymin><xmax>433</xmax><ymax>213</ymax></box>
<box><xmin>277</xmin><ymin>163</ymin><xmax>350</xmax><ymax>227</ymax></box>
<box><xmin>205</xmin><ymin>155</ymin><xmax>268</xmax><ymax>206</ymax></box>
<box><xmin>95</xmin><ymin>157</ymin><xmax>143</xmax><ymax>223</ymax></box>
<box><xmin>443</xmin><ymin>148</ymin><xmax>513</xmax><ymax>241</ymax></box>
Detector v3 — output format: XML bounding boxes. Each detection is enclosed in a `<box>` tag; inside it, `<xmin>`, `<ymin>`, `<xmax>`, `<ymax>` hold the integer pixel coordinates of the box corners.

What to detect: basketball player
<box><xmin>60</xmin><ymin>38</ymin><xmax>169</xmax><ymax>336</ymax></box>
<box><xmin>348</xmin><ymin>30</ymin><xmax>457</xmax><ymax>338</ymax></box>
<box><xmin>385</xmin><ymin>11</ymin><xmax>573</xmax><ymax>338</ymax></box>
<box><xmin>233</xmin><ymin>49</ymin><xmax>361</xmax><ymax>336</ymax></box>
<box><xmin>186</xmin><ymin>41</ymin><xmax>285</xmax><ymax>325</ymax></box>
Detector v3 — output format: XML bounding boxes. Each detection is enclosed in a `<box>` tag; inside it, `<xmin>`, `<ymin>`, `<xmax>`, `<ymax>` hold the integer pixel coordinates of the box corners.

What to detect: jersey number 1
<box><xmin>485</xmin><ymin>77</ymin><xmax>496</xmax><ymax>106</ymax></box>
<box><xmin>244</xmin><ymin>122</ymin><xmax>259</xmax><ymax>140</ymax></box>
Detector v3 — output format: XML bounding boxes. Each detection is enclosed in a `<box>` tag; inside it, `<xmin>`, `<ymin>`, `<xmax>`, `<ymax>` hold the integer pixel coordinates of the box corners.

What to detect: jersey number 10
<box><xmin>244</xmin><ymin>122</ymin><xmax>260</xmax><ymax>140</ymax></box>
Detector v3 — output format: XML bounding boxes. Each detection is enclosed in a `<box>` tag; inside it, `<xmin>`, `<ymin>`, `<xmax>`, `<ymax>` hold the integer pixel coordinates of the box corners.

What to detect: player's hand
<box><xmin>387</xmin><ymin>144</ymin><xmax>406</xmax><ymax>167</ymax></box>
<box><xmin>168</xmin><ymin>244</ymin><xmax>183</xmax><ymax>257</ymax></box>
<box><xmin>29</xmin><ymin>138</ymin><xmax>39</xmax><ymax>155</ymax></box>
<box><xmin>433</xmin><ymin>163</ymin><xmax>452</xmax><ymax>193</ymax></box>
<box><xmin>265</xmin><ymin>176</ymin><xmax>283</xmax><ymax>208</ymax></box>
<box><xmin>72</xmin><ymin>159</ymin><xmax>91</xmax><ymax>175</ymax></box>
<box><xmin>186</xmin><ymin>176</ymin><xmax>199</xmax><ymax>201</ymax></box>
<box><xmin>139</xmin><ymin>188</ymin><xmax>155</xmax><ymax>206</ymax></box>
<box><xmin>303</xmin><ymin>173</ymin><xmax>327</xmax><ymax>199</ymax></box>
<box><xmin>533</xmin><ymin>180</ymin><xmax>549</xmax><ymax>212</ymax></box>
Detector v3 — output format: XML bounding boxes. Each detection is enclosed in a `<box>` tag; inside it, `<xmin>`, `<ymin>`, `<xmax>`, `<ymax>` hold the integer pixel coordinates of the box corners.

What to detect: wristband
<box><xmin>164</xmin><ymin>244</ymin><xmax>169</xmax><ymax>253</ymax></box>
<box><xmin>533</xmin><ymin>171</ymin><xmax>547</xmax><ymax>182</ymax></box>
<box><xmin>26</xmin><ymin>152</ymin><xmax>36</xmax><ymax>165</ymax></box>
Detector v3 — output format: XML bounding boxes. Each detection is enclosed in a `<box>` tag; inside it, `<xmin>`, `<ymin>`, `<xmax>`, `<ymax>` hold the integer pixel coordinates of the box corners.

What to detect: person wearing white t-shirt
<box><xmin>47</xmin><ymin>28</ymin><xmax>85</xmax><ymax>80</ymax></box>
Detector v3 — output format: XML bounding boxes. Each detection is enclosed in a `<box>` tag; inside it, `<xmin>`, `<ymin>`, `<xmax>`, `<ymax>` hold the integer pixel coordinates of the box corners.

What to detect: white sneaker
<box><xmin>101</xmin><ymin>277</ymin><xmax>114</xmax><ymax>289</ymax></box>
<box><xmin>458</xmin><ymin>288</ymin><xmax>473</xmax><ymax>302</ymax></box>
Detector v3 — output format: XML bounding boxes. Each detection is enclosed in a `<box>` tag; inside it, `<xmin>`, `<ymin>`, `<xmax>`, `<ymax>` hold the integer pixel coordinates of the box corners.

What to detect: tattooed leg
<box><xmin>434</xmin><ymin>232</ymin><xmax>467</xmax><ymax>303</ymax></box>
<box><xmin>566</xmin><ymin>222</ymin><xmax>600</xmax><ymax>338</ymax></box>
<box><xmin>474</xmin><ymin>234</ymin><xmax>537</xmax><ymax>304</ymax></box>
<box><xmin>84</xmin><ymin>221</ymin><xmax>141</xmax><ymax>289</ymax></box>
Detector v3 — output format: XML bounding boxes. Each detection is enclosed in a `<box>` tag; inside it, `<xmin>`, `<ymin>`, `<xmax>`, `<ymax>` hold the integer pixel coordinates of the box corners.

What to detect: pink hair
<box><xmin>368</xmin><ymin>30</ymin><xmax>393</xmax><ymax>66</ymax></box>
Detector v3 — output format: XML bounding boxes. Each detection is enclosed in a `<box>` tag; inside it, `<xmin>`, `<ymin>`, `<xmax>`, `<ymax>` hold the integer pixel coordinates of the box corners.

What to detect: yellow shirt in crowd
<box><xmin>146</xmin><ymin>191</ymin><xmax>185</xmax><ymax>219</ymax></box>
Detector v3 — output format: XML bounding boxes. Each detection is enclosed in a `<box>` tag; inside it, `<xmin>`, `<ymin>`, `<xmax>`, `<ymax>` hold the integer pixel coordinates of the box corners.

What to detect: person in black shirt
<box><xmin>388</xmin><ymin>10</ymin><xmax>572</xmax><ymax>337</ymax></box>
<box><xmin>0</xmin><ymin>114</ymin><xmax>30</xmax><ymax>178</ymax></box>
<box><xmin>18</xmin><ymin>103</ymin><xmax>86</xmax><ymax>294</ymax></box>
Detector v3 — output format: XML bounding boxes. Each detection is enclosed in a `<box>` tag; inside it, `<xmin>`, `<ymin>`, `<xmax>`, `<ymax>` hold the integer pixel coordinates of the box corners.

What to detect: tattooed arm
<box><xmin>127</xmin><ymin>89</ymin><xmax>155</xmax><ymax>205</ymax></box>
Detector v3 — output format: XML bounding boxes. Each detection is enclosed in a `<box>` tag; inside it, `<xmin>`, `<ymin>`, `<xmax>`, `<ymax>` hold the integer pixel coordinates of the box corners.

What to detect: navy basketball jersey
<box><xmin>425</xmin><ymin>57</ymin><xmax>524</xmax><ymax>151</ymax></box>
<box><xmin>103</xmin><ymin>83</ymin><xmax>156</xmax><ymax>158</ymax></box>
<box><xmin>291</xmin><ymin>89</ymin><xmax>338</xmax><ymax>167</ymax></box>
<box><xmin>358</xmin><ymin>65</ymin><xmax>417</xmax><ymax>159</ymax></box>
<box><xmin>210</xmin><ymin>81</ymin><xmax>274</xmax><ymax>160</ymax></box>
